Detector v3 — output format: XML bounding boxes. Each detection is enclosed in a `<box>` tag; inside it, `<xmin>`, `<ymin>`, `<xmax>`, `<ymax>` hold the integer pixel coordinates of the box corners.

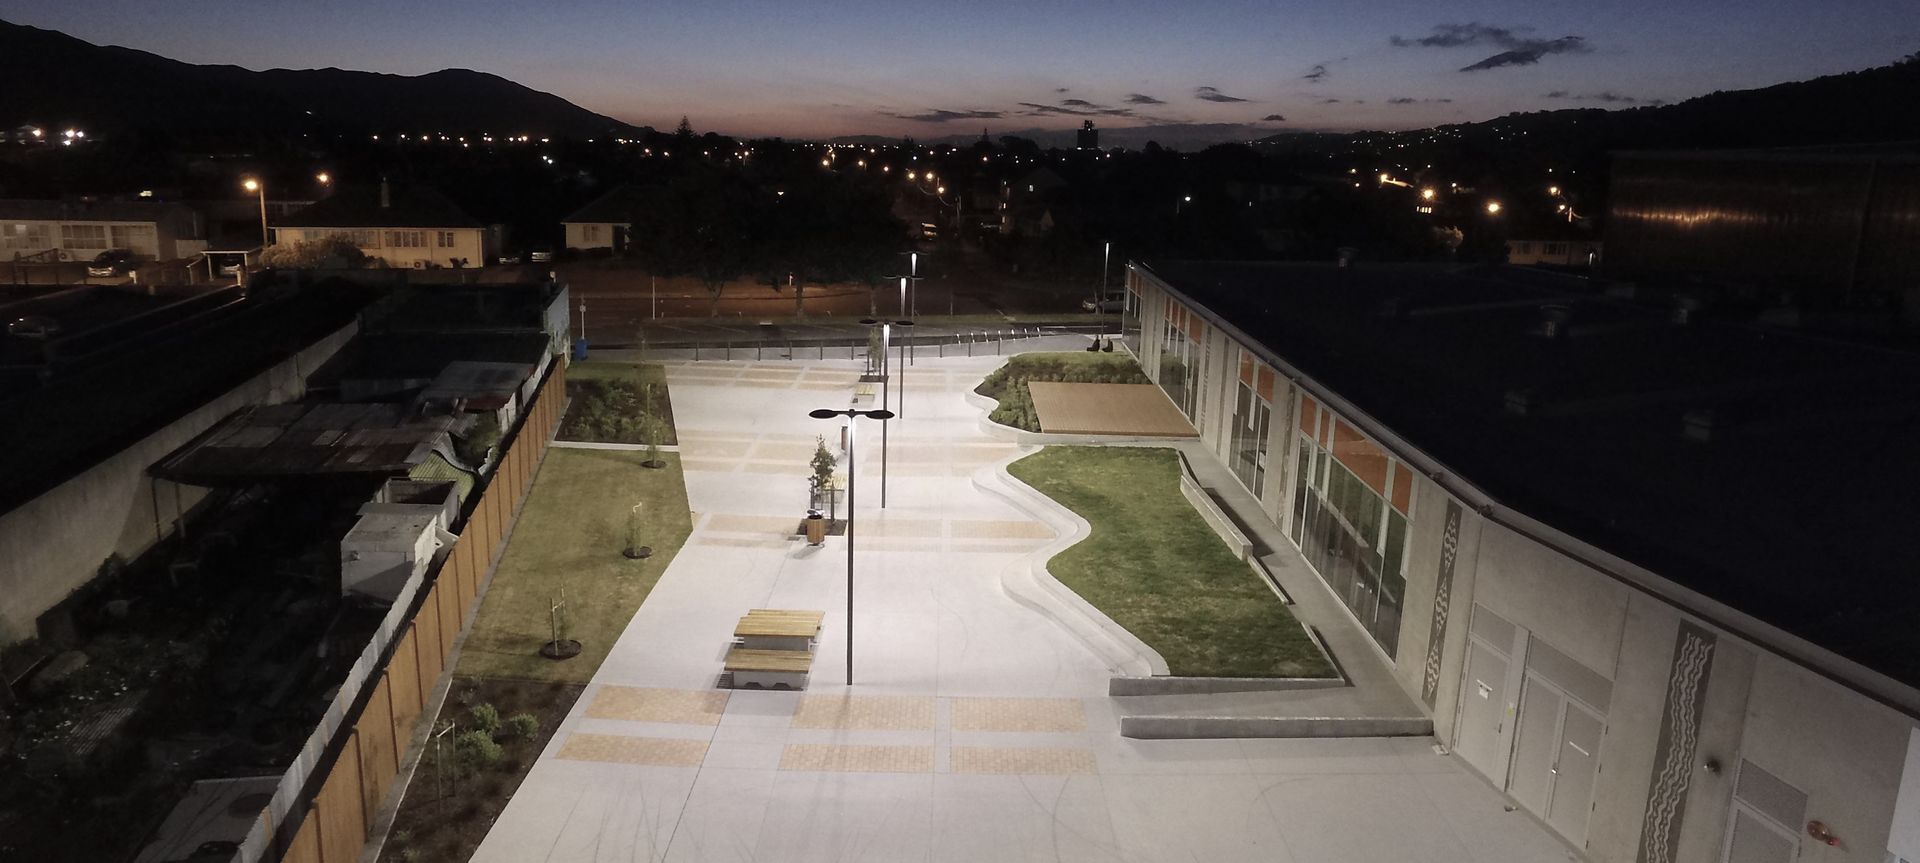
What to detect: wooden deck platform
<box><xmin>1027</xmin><ymin>382</ymin><xmax>1197</xmax><ymax>437</ymax></box>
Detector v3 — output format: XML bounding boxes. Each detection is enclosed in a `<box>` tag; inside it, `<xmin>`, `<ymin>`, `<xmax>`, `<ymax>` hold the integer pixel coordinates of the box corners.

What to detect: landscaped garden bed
<box><xmin>975</xmin><ymin>352</ymin><xmax>1149</xmax><ymax>431</ymax></box>
<box><xmin>558</xmin><ymin>362</ymin><xmax>677</xmax><ymax>446</ymax></box>
<box><xmin>1006</xmin><ymin>445</ymin><xmax>1333</xmax><ymax>678</ymax></box>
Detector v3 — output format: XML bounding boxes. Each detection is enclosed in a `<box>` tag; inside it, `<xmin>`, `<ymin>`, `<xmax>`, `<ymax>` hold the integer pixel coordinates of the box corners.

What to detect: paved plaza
<box><xmin>471</xmin><ymin>354</ymin><xmax>1575</xmax><ymax>863</ymax></box>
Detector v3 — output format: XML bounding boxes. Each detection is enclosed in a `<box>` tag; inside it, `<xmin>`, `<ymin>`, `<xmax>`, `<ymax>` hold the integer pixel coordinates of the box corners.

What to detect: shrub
<box><xmin>468</xmin><ymin>702</ymin><xmax>501</xmax><ymax>735</ymax></box>
<box><xmin>504</xmin><ymin>712</ymin><xmax>541</xmax><ymax>741</ymax></box>
<box><xmin>452</xmin><ymin>729</ymin><xmax>503</xmax><ymax>775</ymax></box>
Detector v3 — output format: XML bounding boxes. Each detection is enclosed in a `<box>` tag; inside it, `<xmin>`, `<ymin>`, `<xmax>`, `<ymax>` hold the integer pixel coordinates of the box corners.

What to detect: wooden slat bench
<box><xmin>735</xmin><ymin>609</ymin><xmax>824</xmax><ymax>651</ymax></box>
<box><xmin>724</xmin><ymin>647</ymin><xmax>813</xmax><ymax>690</ymax></box>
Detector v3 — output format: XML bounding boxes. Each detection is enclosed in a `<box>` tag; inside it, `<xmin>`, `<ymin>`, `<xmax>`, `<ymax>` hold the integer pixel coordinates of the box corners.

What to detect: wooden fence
<box><xmin>258</xmin><ymin>358</ymin><xmax>568</xmax><ymax>863</ymax></box>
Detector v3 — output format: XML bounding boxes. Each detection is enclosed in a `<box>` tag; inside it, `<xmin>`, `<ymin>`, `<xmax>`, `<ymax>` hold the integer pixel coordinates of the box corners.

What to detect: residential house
<box><xmin>273</xmin><ymin>181</ymin><xmax>494</xmax><ymax>269</ymax></box>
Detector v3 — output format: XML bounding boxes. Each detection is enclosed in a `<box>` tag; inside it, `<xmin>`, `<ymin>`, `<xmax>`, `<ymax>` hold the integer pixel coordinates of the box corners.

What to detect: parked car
<box><xmin>1081</xmin><ymin>293</ymin><xmax>1125</xmax><ymax>313</ymax></box>
<box><xmin>496</xmin><ymin>250</ymin><xmax>524</xmax><ymax>265</ymax></box>
<box><xmin>527</xmin><ymin>244</ymin><xmax>554</xmax><ymax>264</ymax></box>
<box><xmin>7</xmin><ymin>315</ymin><xmax>62</xmax><ymax>339</ymax></box>
<box><xmin>87</xmin><ymin>249</ymin><xmax>137</xmax><ymax>277</ymax></box>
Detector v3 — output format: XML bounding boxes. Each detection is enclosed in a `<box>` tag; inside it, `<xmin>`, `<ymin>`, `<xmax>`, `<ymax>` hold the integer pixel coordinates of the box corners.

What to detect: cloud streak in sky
<box><xmin>1391</xmin><ymin>23</ymin><xmax>1592</xmax><ymax>72</ymax></box>
<box><xmin>1124</xmin><ymin>93</ymin><xmax>1166</xmax><ymax>105</ymax></box>
<box><xmin>1545</xmin><ymin>90</ymin><xmax>1662</xmax><ymax>104</ymax></box>
<box><xmin>1303</xmin><ymin>64</ymin><xmax>1329</xmax><ymax>82</ymax></box>
<box><xmin>1194</xmin><ymin>86</ymin><xmax>1250</xmax><ymax>102</ymax></box>
<box><xmin>886</xmin><ymin>108</ymin><xmax>1004</xmax><ymax>122</ymax></box>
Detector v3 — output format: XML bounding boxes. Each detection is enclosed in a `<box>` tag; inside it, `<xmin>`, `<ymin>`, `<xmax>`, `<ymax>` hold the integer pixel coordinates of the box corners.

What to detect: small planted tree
<box><xmin>624</xmin><ymin>502</ymin><xmax>652</xmax><ymax>559</ymax></box>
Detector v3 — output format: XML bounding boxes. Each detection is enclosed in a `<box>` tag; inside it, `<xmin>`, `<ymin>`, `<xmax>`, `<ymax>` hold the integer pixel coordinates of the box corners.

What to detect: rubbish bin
<box><xmin>572</xmin><ymin>338</ymin><xmax>589</xmax><ymax>361</ymax></box>
<box><xmin>804</xmin><ymin>512</ymin><xmax>827</xmax><ymax>546</ymax></box>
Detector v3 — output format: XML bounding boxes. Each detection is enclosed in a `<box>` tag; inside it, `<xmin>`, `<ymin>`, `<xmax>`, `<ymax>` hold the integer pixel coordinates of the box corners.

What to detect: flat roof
<box><xmin>1140</xmin><ymin>259</ymin><xmax>1920</xmax><ymax>687</ymax></box>
<box><xmin>0</xmin><ymin>282</ymin><xmax>376</xmax><ymax>514</ymax></box>
<box><xmin>151</xmin><ymin>402</ymin><xmax>454</xmax><ymax>485</ymax></box>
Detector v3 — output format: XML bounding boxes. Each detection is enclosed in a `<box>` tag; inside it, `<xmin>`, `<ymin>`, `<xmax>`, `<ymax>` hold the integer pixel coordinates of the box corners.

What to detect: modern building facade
<box><xmin>1508</xmin><ymin>237</ymin><xmax>1603</xmax><ymax>267</ymax></box>
<box><xmin>1124</xmin><ymin>259</ymin><xmax>1920</xmax><ymax>863</ymax></box>
<box><xmin>0</xmin><ymin>198</ymin><xmax>206</xmax><ymax>261</ymax></box>
<box><xmin>273</xmin><ymin>182</ymin><xmax>493</xmax><ymax>269</ymax></box>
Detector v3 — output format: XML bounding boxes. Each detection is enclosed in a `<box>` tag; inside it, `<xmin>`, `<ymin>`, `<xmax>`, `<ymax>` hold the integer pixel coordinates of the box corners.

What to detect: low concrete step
<box><xmin>1121</xmin><ymin>714</ymin><xmax>1434</xmax><ymax>740</ymax></box>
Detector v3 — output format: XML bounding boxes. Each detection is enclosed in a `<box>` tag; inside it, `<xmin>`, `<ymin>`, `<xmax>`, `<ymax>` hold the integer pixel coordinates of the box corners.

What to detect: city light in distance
<box><xmin>1485</xmin><ymin>201</ymin><xmax>1503</xmax><ymax>215</ymax></box>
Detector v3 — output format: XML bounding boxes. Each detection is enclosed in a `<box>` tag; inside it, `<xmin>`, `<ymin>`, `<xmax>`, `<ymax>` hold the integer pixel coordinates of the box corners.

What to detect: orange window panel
<box><xmin>1255</xmin><ymin>366</ymin><xmax>1275</xmax><ymax>403</ymax></box>
<box><xmin>1299</xmin><ymin>396</ymin><xmax>1318</xmax><ymax>434</ymax></box>
<box><xmin>1391</xmin><ymin>463</ymin><xmax>1414</xmax><ymax>515</ymax></box>
<box><xmin>1332</xmin><ymin>419</ymin><xmax>1389</xmax><ymax>495</ymax></box>
<box><xmin>1239</xmin><ymin>352</ymin><xmax>1253</xmax><ymax>385</ymax></box>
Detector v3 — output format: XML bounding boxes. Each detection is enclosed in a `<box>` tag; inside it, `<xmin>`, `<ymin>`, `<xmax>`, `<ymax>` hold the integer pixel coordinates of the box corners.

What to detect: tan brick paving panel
<box><xmin>950</xmin><ymin>519</ymin><xmax>1057</xmax><ymax>540</ymax></box>
<box><xmin>557</xmin><ymin>733</ymin><xmax>709</xmax><ymax>766</ymax></box>
<box><xmin>680</xmin><ymin>439</ymin><xmax>754</xmax><ymax>458</ymax></box>
<box><xmin>950</xmin><ymin>697</ymin><xmax>1088</xmax><ymax>732</ymax></box>
<box><xmin>778</xmin><ymin>743</ymin><xmax>934</xmax><ymax>773</ymax></box>
<box><xmin>792</xmin><ymin>381</ymin><xmax>853</xmax><ymax>391</ymax></box>
<box><xmin>867</xmin><ymin>517</ymin><xmax>944</xmax><ymax>538</ymax></box>
<box><xmin>678</xmin><ymin>459</ymin><xmax>742</xmax><ymax>473</ymax></box>
<box><xmin>748</xmin><ymin>441</ymin><xmax>818</xmax><ymax>461</ymax></box>
<box><xmin>729</xmin><ymin>380</ymin><xmax>796</xmax><ymax>390</ymax></box>
<box><xmin>693</xmin><ymin>536</ymin><xmax>791</xmax><ymax>549</ymax></box>
<box><xmin>950</xmin><ymin>746</ymin><xmax>1097</xmax><ymax>775</ymax></box>
<box><xmin>704</xmin><ymin>513</ymin><xmax>801</xmax><ymax>534</ymax></box>
<box><xmin>790</xmin><ymin>694</ymin><xmax>936</xmax><ymax>730</ymax></box>
<box><xmin>946</xmin><ymin>541</ymin><xmax>1050</xmax><ymax>554</ymax></box>
<box><xmin>584</xmin><ymin>686</ymin><xmax>730</xmax><ymax>725</ymax></box>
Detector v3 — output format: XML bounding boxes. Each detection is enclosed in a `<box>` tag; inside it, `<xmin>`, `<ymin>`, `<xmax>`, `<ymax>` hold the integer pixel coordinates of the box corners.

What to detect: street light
<box><xmin>891</xmin><ymin>320</ymin><xmax>914</xmax><ymax>418</ymax></box>
<box><xmin>241</xmin><ymin>178</ymin><xmax>268</xmax><ymax>249</ymax></box>
<box><xmin>316</xmin><ymin>172</ymin><xmax>331</xmax><ymax>186</ymax></box>
<box><xmin>1486</xmin><ymin>200</ymin><xmax>1503</xmax><ymax>215</ymax></box>
<box><xmin>807</xmin><ymin>407</ymin><xmax>895</xmax><ymax>686</ymax></box>
<box><xmin>1420</xmin><ymin>188</ymin><xmax>1436</xmax><ymax>201</ymax></box>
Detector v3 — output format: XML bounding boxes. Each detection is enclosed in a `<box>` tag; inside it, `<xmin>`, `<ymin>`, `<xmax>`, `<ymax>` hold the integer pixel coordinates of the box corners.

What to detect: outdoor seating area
<box><xmin>723</xmin><ymin>608</ymin><xmax>823</xmax><ymax>689</ymax></box>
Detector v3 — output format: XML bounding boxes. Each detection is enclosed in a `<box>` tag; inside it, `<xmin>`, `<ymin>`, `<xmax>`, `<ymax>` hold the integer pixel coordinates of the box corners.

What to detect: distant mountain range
<box><xmin>0</xmin><ymin>19</ymin><xmax>644</xmax><ymax>139</ymax></box>
<box><xmin>1253</xmin><ymin>56</ymin><xmax>1920</xmax><ymax>158</ymax></box>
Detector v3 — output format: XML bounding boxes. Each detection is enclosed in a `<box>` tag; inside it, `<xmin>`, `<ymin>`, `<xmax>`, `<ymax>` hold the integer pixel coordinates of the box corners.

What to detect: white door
<box><xmin>1548</xmin><ymin>703</ymin><xmax>1604</xmax><ymax>841</ymax></box>
<box><xmin>1455</xmin><ymin>638</ymin><xmax>1515</xmax><ymax>781</ymax></box>
<box><xmin>1510</xmin><ymin>675</ymin><xmax>1605</xmax><ymax>845</ymax></box>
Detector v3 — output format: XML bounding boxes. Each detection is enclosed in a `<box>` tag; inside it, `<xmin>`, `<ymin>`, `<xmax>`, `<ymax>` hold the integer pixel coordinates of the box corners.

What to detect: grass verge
<box><xmin>1006</xmin><ymin>446</ymin><xmax>1332</xmax><ymax>678</ymax></box>
<box><xmin>456</xmin><ymin>447</ymin><xmax>691</xmax><ymax>683</ymax></box>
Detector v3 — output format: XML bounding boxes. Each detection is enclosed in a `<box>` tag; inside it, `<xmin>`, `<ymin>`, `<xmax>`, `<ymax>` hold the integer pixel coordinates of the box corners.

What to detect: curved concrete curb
<box><xmin>970</xmin><ymin>455</ymin><xmax>1169</xmax><ymax>677</ymax></box>
<box><xmin>1108</xmin><ymin>676</ymin><xmax>1347</xmax><ymax>696</ymax></box>
<box><xmin>1119</xmin><ymin>715</ymin><xmax>1434</xmax><ymax>739</ymax></box>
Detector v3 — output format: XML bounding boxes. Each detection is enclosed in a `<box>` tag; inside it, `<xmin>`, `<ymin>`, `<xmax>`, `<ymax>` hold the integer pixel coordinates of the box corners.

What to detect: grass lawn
<box><xmin>1006</xmin><ymin>446</ymin><xmax>1333</xmax><ymax>678</ymax></box>
<box><xmin>456</xmin><ymin>447</ymin><xmax>692</xmax><ymax>683</ymax></box>
<box><xmin>559</xmin><ymin>361</ymin><xmax>678</xmax><ymax>446</ymax></box>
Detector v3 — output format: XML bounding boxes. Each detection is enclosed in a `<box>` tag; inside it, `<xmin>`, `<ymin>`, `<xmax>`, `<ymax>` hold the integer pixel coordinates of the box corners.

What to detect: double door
<box><xmin>1454</xmin><ymin>606</ymin><xmax>1608</xmax><ymax>847</ymax></box>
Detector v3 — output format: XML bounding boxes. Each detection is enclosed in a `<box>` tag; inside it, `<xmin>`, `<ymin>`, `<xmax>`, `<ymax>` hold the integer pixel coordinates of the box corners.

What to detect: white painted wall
<box><xmin>0</xmin><ymin>322</ymin><xmax>357</xmax><ymax>644</ymax></box>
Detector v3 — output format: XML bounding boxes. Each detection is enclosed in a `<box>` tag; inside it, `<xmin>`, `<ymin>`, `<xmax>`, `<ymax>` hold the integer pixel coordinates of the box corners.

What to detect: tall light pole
<box><xmin>808</xmin><ymin>407</ymin><xmax>894</xmax><ymax>686</ymax></box>
<box><xmin>1102</xmin><ymin>240</ymin><xmax>1112</xmax><ymax>337</ymax></box>
<box><xmin>861</xmin><ymin>318</ymin><xmax>893</xmax><ymax>507</ymax></box>
<box><xmin>241</xmin><ymin>178</ymin><xmax>268</xmax><ymax>249</ymax></box>
<box><xmin>892</xmin><ymin>320</ymin><xmax>914</xmax><ymax>418</ymax></box>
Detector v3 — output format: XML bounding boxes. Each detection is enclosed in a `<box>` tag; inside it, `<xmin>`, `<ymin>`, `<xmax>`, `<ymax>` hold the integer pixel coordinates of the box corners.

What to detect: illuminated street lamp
<box><xmin>1420</xmin><ymin>188</ymin><xmax>1436</xmax><ymax>201</ymax></box>
<box><xmin>1485</xmin><ymin>200</ymin><xmax>1503</xmax><ymax>215</ymax></box>
<box><xmin>806</xmin><ymin>406</ymin><xmax>895</xmax><ymax>686</ymax></box>
<box><xmin>241</xmin><ymin>178</ymin><xmax>269</xmax><ymax>248</ymax></box>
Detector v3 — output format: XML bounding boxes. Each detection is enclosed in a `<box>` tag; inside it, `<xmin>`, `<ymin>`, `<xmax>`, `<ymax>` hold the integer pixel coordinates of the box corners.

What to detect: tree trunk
<box><xmin>793</xmin><ymin>275</ymin><xmax>806</xmax><ymax>317</ymax></box>
<box><xmin>707</xmin><ymin>283</ymin><xmax>722</xmax><ymax>316</ymax></box>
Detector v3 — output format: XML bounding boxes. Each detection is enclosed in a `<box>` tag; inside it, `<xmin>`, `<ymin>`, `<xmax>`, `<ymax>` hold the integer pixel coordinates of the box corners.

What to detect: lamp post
<box><xmin>892</xmin><ymin>320</ymin><xmax>914</xmax><ymax>418</ymax></box>
<box><xmin>808</xmin><ymin>407</ymin><xmax>894</xmax><ymax>685</ymax></box>
<box><xmin>241</xmin><ymin>178</ymin><xmax>268</xmax><ymax>249</ymax></box>
<box><xmin>860</xmin><ymin>318</ymin><xmax>894</xmax><ymax>507</ymax></box>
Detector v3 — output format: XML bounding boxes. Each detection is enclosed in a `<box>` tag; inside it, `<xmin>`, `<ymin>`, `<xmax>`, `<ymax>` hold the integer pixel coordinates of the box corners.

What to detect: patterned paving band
<box><xmin>556</xmin><ymin>733</ymin><xmax>709</xmax><ymax>767</ymax></box>
<box><xmin>949</xmin><ymin>697</ymin><xmax>1088</xmax><ymax>732</ymax></box>
<box><xmin>790</xmin><ymin>694</ymin><xmax>937</xmax><ymax>730</ymax></box>
<box><xmin>778</xmin><ymin>743</ymin><xmax>936</xmax><ymax>773</ymax></box>
<box><xmin>950</xmin><ymin>746</ymin><xmax>1097</xmax><ymax>775</ymax></box>
<box><xmin>583</xmin><ymin>686</ymin><xmax>730</xmax><ymax>726</ymax></box>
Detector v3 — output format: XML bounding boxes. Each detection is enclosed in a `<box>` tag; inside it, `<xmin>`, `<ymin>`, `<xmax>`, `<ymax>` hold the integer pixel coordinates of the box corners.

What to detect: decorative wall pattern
<box><xmin>1421</xmin><ymin>500</ymin><xmax>1462</xmax><ymax>708</ymax></box>
<box><xmin>1637</xmin><ymin>621</ymin><xmax>1718</xmax><ymax>863</ymax></box>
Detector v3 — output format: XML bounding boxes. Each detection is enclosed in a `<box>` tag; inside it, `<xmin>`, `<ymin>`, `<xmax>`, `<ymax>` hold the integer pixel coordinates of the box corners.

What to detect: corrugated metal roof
<box><xmin>152</xmin><ymin>402</ymin><xmax>455</xmax><ymax>484</ymax></box>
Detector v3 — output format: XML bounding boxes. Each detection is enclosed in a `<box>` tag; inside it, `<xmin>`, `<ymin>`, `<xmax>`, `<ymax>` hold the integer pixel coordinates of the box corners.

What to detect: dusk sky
<box><xmin>8</xmin><ymin>1</ymin><xmax>1915</xmax><ymax>140</ymax></box>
